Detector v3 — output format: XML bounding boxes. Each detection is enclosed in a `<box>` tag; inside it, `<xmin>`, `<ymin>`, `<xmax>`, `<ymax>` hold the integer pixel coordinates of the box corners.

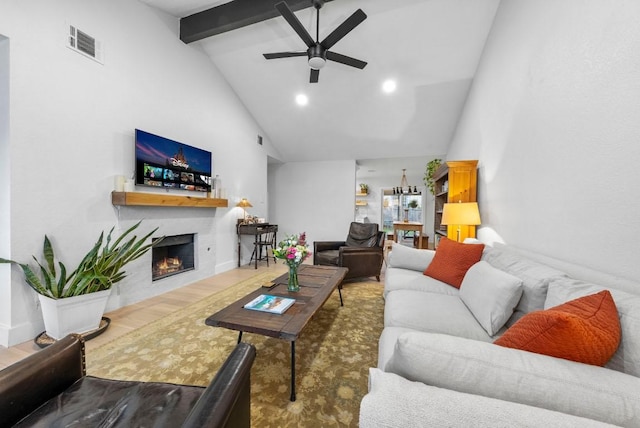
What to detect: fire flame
<box><xmin>154</xmin><ymin>257</ymin><xmax>183</xmax><ymax>277</ymax></box>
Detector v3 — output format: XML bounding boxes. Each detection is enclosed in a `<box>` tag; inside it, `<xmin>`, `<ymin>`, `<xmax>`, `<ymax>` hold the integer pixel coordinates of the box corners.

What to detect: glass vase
<box><xmin>287</xmin><ymin>264</ymin><xmax>300</xmax><ymax>292</ymax></box>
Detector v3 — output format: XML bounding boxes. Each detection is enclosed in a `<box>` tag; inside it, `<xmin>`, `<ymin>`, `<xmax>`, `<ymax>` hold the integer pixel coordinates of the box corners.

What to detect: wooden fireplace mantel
<box><xmin>111</xmin><ymin>191</ymin><xmax>228</xmax><ymax>208</ymax></box>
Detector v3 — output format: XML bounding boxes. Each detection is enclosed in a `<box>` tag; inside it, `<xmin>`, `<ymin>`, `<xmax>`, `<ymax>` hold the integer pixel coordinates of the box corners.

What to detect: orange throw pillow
<box><xmin>494</xmin><ymin>290</ymin><xmax>621</xmax><ymax>366</ymax></box>
<box><xmin>423</xmin><ymin>237</ymin><xmax>484</xmax><ymax>288</ymax></box>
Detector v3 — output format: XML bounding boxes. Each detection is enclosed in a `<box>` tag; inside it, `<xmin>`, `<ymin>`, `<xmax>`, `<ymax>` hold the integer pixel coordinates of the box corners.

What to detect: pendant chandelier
<box><xmin>393</xmin><ymin>169</ymin><xmax>418</xmax><ymax>194</ymax></box>
<box><xmin>400</xmin><ymin>169</ymin><xmax>409</xmax><ymax>191</ymax></box>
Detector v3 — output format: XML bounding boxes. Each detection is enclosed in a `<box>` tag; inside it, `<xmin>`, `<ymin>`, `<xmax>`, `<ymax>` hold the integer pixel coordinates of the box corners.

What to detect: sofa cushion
<box><xmin>345</xmin><ymin>222</ymin><xmax>378</xmax><ymax>247</ymax></box>
<box><xmin>384</xmin><ymin>290</ymin><xmax>493</xmax><ymax>342</ymax></box>
<box><xmin>459</xmin><ymin>261</ymin><xmax>523</xmax><ymax>336</ymax></box>
<box><xmin>495</xmin><ymin>291</ymin><xmax>621</xmax><ymax>366</ymax></box>
<box><xmin>424</xmin><ymin>237</ymin><xmax>484</xmax><ymax>288</ymax></box>
<box><xmin>377</xmin><ymin>326</ymin><xmax>416</xmax><ymax>369</ymax></box>
<box><xmin>385</xmin><ymin>332</ymin><xmax>640</xmax><ymax>427</ymax></box>
<box><xmin>384</xmin><ymin>267</ymin><xmax>460</xmax><ymax>298</ymax></box>
<box><xmin>482</xmin><ymin>246</ymin><xmax>567</xmax><ymax>325</ymax></box>
<box><xmin>387</xmin><ymin>242</ymin><xmax>435</xmax><ymax>272</ymax></box>
<box><xmin>314</xmin><ymin>249</ymin><xmax>339</xmax><ymax>265</ymax></box>
<box><xmin>13</xmin><ymin>376</ymin><xmax>205</xmax><ymax>427</ymax></box>
<box><xmin>361</xmin><ymin>368</ymin><xmax>618</xmax><ymax>428</ymax></box>
<box><xmin>545</xmin><ymin>277</ymin><xmax>640</xmax><ymax>377</ymax></box>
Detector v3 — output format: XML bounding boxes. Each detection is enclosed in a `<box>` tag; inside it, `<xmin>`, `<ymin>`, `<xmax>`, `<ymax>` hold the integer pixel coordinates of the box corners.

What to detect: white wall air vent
<box><xmin>67</xmin><ymin>25</ymin><xmax>103</xmax><ymax>64</ymax></box>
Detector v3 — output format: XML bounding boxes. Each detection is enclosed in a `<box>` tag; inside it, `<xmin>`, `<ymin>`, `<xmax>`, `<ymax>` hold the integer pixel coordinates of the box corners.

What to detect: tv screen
<box><xmin>135</xmin><ymin>129</ymin><xmax>212</xmax><ymax>193</ymax></box>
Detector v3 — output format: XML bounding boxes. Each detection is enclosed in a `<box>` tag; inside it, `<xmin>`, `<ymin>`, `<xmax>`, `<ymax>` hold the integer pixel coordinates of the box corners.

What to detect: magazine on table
<box><xmin>244</xmin><ymin>294</ymin><xmax>295</xmax><ymax>314</ymax></box>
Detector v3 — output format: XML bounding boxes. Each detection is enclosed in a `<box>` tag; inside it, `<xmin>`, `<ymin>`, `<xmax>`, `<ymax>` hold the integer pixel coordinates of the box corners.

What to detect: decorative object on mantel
<box><xmin>123</xmin><ymin>179</ymin><xmax>135</xmax><ymax>192</ymax></box>
<box><xmin>441</xmin><ymin>202</ymin><xmax>481</xmax><ymax>242</ymax></box>
<box><xmin>273</xmin><ymin>232</ymin><xmax>311</xmax><ymax>292</ymax></box>
<box><xmin>424</xmin><ymin>158</ymin><xmax>443</xmax><ymax>195</ymax></box>
<box><xmin>0</xmin><ymin>221</ymin><xmax>160</xmax><ymax>342</ymax></box>
<box><xmin>236</xmin><ymin>198</ymin><xmax>253</xmax><ymax>222</ymax></box>
<box><xmin>114</xmin><ymin>175</ymin><xmax>125</xmax><ymax>192</ymax></box>
<box><xmin>213</xmin><ymin>174</ymin><xmax>225</xmax><ymax>198</ymax></box>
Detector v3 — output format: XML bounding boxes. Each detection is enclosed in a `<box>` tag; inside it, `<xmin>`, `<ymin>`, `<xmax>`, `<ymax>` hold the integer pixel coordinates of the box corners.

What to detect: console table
<box><xmin>237</xmin><ymin>223</ymin><xmax>278</xmax><ymax>268</ymax></box>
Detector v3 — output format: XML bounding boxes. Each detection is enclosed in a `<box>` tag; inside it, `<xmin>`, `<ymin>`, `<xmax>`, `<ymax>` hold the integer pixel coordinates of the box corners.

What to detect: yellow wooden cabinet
<box><xmin>433</xmin><ymin>160</ymin><xmax>478</xmax><ymax>244</ymax></box>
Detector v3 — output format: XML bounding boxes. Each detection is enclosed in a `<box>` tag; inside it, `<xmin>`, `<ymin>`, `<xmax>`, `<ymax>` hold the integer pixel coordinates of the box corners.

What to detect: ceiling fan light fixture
<box><xmin>308</xmin><ymin>56</ymin><xmax>326</xmax><ymax>70</ymax></box>
<box><xmin>308</xmin><ymin>44</ymin><xmax>326</xmax><ymax>70</ymax></box>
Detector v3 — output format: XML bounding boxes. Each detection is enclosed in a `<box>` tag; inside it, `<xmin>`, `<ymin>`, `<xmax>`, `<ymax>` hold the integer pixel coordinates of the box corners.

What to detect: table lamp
<box><xmin>441</xmin><ymin>202</ymin><xmax>481</xmax><ymax>242</ymax></box>
<box><xmin>236</xmin><ymin>198</ymin><xmax>253</xmax><ymax>221</ymax></box>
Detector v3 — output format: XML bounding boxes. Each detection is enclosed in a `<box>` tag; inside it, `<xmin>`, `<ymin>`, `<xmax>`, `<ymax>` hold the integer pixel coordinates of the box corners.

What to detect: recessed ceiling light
<box><xmin>382</xmin><ymin>79</ymin><xmax>397</xmax><ymax>94</ymax></box>
<box><xmin>295</xmin><ymin>93</ymin><xmax>308</xmax><ymax>106</ymax></box>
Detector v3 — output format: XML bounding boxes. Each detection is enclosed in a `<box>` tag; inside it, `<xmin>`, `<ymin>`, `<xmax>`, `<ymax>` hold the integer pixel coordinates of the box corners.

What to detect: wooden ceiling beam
<box><xmin>180</xmin><ymin>0</ymin><xmax>334</xmax><ymax>44</ymax></box>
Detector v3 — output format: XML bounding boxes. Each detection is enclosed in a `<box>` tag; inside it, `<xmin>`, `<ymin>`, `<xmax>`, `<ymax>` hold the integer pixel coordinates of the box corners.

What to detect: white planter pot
<box><xmin>38</xmin><ymin>289</ymin><xmax>111</xmax><ymax>340</ymax></box>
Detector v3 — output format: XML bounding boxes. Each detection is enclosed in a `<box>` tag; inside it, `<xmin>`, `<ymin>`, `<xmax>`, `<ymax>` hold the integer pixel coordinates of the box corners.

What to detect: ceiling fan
<box><xmin>263</xmin><ymin>0</ymin><xmax>367</xmax><ymax>83</ymax></box>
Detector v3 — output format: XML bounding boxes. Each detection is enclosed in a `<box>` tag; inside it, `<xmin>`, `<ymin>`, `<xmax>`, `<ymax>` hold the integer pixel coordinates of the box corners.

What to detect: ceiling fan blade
<box><xmin>320</xmin><ymin>9</ymin><xmax>367</xmax><ymax>50</ymax></box>
<box><xmin>275</xmin><ymin>1</ymin><xmax>315</xmax><ymax>48</ymax></box>
<box><xmin>263</xmin><ymin>51</ymin><xmax>307</xmax><ymax>59</ymax></box>
<box><xmin>326</xmin><ymin>51</ymin><xmax>367</xmax><ymax>69</ymax></box>
<box><xmin>310</xmin><ymin>68</ymin><xmax>319</xmax><ymax>83</ymax></box>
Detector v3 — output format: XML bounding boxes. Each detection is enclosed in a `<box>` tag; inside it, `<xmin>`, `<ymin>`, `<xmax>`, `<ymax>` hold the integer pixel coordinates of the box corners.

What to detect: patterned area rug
<box><xmin>87</xmin><ymin>271</ymin><xmax>384</xmax><ymax>427</ymax></box>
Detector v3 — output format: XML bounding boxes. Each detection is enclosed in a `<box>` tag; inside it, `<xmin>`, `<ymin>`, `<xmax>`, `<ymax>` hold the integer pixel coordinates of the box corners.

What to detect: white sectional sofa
<box><xmin>360</xmin><ymin>241</ymin><xmax>640</xmax><ymax>427</ymax></box>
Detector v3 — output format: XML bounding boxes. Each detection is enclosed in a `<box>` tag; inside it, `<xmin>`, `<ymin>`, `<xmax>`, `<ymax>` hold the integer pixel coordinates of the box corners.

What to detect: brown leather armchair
<box><xmin>0</xmin><ymin>334</ymin><xmax>256</xmax><ymax>428</ymax></box>
<box><xmin>313</xmin><ymin>222</ymin><xmax>385</xmax><ymax>281</ymax></box>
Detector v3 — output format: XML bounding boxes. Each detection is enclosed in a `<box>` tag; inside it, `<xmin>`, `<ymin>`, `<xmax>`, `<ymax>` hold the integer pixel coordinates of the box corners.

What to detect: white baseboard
<box><xmin>0</xmin><ymin>320</ymin><xmax>42</xmax><ymax>348</ymax></box>
<box><xmin>216</xmin><ymin>260</ymin><xmax>238</xmax><ymax>274</ymax></box>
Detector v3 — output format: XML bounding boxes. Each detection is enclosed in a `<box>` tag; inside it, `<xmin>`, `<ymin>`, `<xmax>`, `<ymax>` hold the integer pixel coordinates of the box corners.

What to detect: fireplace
<box><xmin>152</xmin><ymin>234</ymin><xmax>195</xmax><ymax>281</ymax></box>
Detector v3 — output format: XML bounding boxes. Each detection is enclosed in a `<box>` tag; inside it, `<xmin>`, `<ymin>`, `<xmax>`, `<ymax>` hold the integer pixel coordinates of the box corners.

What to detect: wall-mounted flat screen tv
<box><xmin>135</xmin><ymin>129</ymin><xmax>212</xmax><ymax>193</ymax></box>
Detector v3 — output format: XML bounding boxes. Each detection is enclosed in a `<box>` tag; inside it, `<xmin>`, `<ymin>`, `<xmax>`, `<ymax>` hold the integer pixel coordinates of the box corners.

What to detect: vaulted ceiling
<box><xmin>139</xmin><ymin>0</ymin><xmax>500</xmax><ymax>163</ymax></box>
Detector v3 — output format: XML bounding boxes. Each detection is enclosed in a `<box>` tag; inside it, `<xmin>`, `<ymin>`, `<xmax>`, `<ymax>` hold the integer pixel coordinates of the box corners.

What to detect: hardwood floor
<box><xmin>0</xmin><ymin>263</ymin><xmax>287</xmax><ymax>370</ymax></box>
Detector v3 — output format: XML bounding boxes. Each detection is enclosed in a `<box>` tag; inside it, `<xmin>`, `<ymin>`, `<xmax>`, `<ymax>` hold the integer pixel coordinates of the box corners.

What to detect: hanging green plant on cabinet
<box><xmin>423</xmin><ymin>159</ymin><xmax>442</xmax><ymax>195</ymax></box>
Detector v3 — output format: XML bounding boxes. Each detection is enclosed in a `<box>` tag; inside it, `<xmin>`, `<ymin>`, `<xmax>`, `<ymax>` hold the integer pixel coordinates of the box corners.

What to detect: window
<box><xmin>381</xmin><ymin>190</ymin><xmax>424</xmax><ymax>234</ymax></box>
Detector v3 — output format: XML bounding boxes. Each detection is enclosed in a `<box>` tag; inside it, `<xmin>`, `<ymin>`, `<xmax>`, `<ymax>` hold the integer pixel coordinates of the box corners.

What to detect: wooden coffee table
<box><xmin>205</xmin><ymin>264</ymin><xmax>348</xmax><ymax>401</ymax></box>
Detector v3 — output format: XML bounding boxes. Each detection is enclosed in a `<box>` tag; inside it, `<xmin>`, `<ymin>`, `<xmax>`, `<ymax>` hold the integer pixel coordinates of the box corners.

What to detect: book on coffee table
<box><xmin>244</xmin><ymin>294</ymin><xmax>295</xmax><ymax>314</ymax></box>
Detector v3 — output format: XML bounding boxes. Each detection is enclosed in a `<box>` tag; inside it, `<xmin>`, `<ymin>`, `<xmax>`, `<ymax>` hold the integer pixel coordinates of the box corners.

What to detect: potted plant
<box><xmin>359</xmin><ymin>183</ymin><xmax>369</xmax><ymax>194</ymax></box>
<box><xmin>423</xmin><ymin>158</ymin><xmax>442</xmax><ymax>195</ymax></box>
<box><xmin>1</xmin><ymin>221</ymin><xmax>159</xmax><ymax>339</ymax></box>
<box><xmin>408</xmin><ymin>200</ymin><xmax>419</xmax><ymax>209</ymax></box>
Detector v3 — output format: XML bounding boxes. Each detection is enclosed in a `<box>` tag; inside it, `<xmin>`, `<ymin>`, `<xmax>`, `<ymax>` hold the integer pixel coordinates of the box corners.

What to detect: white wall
<box><xmin>268</xmin><ymin>160</ymin><xmax>355</xmax><ymax>249</ymax></box>
<box><xmin>448</xmin><ymin>0</ymin><xmax>640</xmax><ymax>281</ymax></box>
<box><xmin>0</xmin><ymin>0</ymin><xmax>277</xmax><ymax>346</ymax></box>
<box><xmin>0</xmin><ymin>36</ymin><xmax>10</xmax><ymax>346</ymax></box>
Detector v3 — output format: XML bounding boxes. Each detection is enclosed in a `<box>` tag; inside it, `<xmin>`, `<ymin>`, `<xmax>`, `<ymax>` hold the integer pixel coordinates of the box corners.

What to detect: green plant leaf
<box><xmin>33</xmin><ymin>255</ymin><xmax>58</xmax><ymax>298</ymax></box>
<box><xmin>424</xmin><ymin>158</ymin><xmax>442</xmax><ymax>195</ymax></box>
<box><xmin>57</xmin><ymin>262</ymin><xmax>69</xmax><ymax>297</ymax></box>
<box><xmin>43</xmin><ymin>236</ymin><xmax>56</xmax><ymax>279</ymax></box>
<box><xmin>0</xmin><ymin>258</ymin><xmax>51</xmax><ymax>297</ymax></box>
<box><xmin>109</xmin><ymin>222</ymin><xmax>141</xmax><ymax>250</ymax></box>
